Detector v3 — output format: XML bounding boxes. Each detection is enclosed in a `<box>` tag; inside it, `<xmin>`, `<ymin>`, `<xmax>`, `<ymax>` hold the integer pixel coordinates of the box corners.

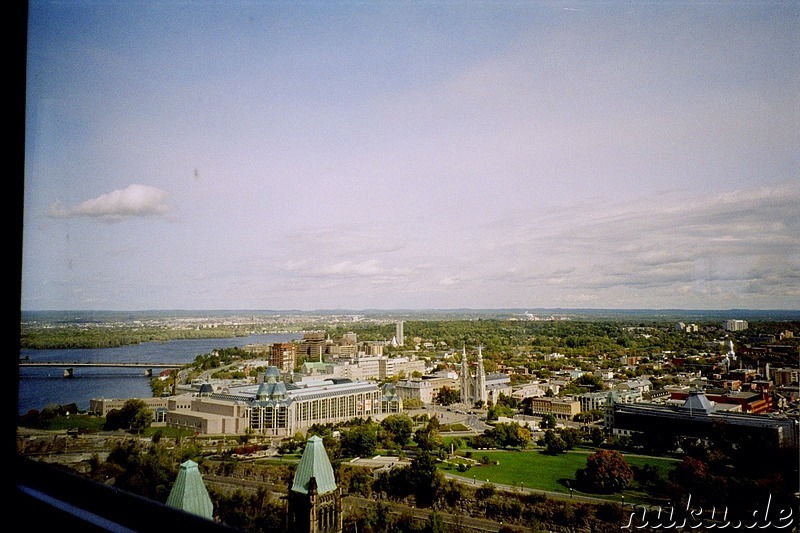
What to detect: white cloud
<box><xmin>467</xmin><ymin>181</ymin><xmax>800</xmax><ymax>307</ymax></box>
<box><xmin>47</xmin><ymin>184</ymin><xmax>171</xmax><ymax>222</ymax></box>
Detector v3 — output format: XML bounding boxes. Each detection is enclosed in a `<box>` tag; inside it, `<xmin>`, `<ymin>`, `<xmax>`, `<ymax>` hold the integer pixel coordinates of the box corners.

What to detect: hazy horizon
<box><xmin>21</xmin><ymin>308</ymin><xmax>800</xmax><ymax>320</ymax></box>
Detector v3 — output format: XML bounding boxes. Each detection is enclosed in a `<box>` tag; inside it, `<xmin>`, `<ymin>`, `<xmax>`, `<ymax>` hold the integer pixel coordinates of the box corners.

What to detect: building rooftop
<box><xmin>165</xmin><ymin>460</ymin><xmax>214</xmax><ymax>520</ymax></box>
<box><xmin>291</xmin><ymin>435</ymin><xmax>337</xmax><ymax>495</ymax></box>
<box><xmin>682</xmin><ymin>390</ymin><xmax>714</xmax><ymax>413</ymax></box>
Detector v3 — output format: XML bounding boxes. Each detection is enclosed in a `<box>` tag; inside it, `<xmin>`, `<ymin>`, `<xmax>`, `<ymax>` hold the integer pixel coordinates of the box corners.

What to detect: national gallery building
<box><xmin>92</xmin><ymin>366</ymin><xmax>403</xmax><ymax>437</ymax></box>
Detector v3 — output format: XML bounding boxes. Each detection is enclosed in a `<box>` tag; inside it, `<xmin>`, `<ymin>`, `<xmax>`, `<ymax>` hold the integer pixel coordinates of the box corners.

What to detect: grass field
<box><xmin>439</xmin><ymin>448</ymin><xmax>678</xmax><ymax>503</ymax></box>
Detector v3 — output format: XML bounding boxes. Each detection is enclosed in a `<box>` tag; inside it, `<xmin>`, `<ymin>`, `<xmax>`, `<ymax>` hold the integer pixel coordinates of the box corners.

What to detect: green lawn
<box><xmin>439</xmin><ymin>448</ymin><xmax>678</xmax><ymax>503</ymax></box>
<box><xmin>439</xmin><ymin>423</ymin><xmax>470</xmax><ymax>432</ymax></box>
<box><xmin>20</xmin><ymin>414</ymin><xmax>107</xmax><ymax>432</ymax></box>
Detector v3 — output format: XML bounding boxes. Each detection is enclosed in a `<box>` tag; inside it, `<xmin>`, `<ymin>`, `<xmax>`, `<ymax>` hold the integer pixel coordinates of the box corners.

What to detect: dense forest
<box><xmin>19</xmin><ymin>325</ymin><xmax>258</xmax><ymax>349</ymax></box>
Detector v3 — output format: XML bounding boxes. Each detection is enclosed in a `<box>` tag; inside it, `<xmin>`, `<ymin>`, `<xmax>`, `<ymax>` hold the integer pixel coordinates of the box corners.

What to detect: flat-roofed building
<box><xmin>89</xmin><ymin>395</ymin><xmax>191</xmax><ymax>418</ymax></box>
<box><xmin>529</xmin><ymin>396</ymin><xmax>580</xmax><ymax>419</ymax></box>
<box><xmin>298</xmin><ymin>331</ymin><xmax>327</xmax><ymax>361</ymax></box>
<box><xmin>512</xmin><ymin>382</ymin><xmax>547</xmax><ymax>400</ymax></box>
<box><xmin>724</xmin><ymin>319</ymin><xmax>748</xmax><ymax>331</ymax></box>
<box><xmin>578</xmin><ymin>390</ymin><xmax>639</xmax><ymax>413</ymax></box>
<box><xmin>325</xmin><ymin>355</ymin><xmax>426</xmax><ymax>381</ymax></box>
<box><xmin>270</xmin><ymin>342</ymin><xmax>297</xmax><ymax>373</ymax></box>
<box><xmin>772</xmin><ymin>368</ymin><xmax>799</xmax><ymax>386</ymax></box>
<box><xmin>379</xmin><ymin>356</ymin><xmax>426</xmax><ymax>380</ymax></box>
<box><xmin>162</xmin><ymin>368</ymin><xmax>402</xmax><ymax>437</ymax></box>
<box><xmin>486</xmin><ymin>373</ymin><xmax>512</xmax><ymax>405</ymax></box>
<box><xmin>606</xmin><ymin>389</ymin><xmax>798</xmax><ymax>449</ymax></box>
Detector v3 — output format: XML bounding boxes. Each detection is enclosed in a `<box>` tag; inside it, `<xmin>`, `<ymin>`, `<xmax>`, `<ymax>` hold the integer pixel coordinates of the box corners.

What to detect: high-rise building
<box><xmin>396</xmin><ymin>321</ymin><xmax>404</xmax><ymax>346</ymax></box>
<box><xmin>724</xmin><ymin>320</ymin><xmax>748</xmax><ymax>332</ymax></box>
<box><xmin>271</xmin><ymin>342</ymin><xmax>297</xmax><ymax>372</ymax></box>
<box><xmin>298</xmin><ymin>332</ymin><xmax>327</xmax><ymax>361</ymax></box>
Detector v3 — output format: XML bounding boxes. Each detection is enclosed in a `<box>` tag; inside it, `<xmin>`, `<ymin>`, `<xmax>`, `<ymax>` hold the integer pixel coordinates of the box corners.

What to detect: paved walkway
<box><xmin>443</xmin><ymin>472</ymin><xmax>614</xmax><ymax>505</ymax></box>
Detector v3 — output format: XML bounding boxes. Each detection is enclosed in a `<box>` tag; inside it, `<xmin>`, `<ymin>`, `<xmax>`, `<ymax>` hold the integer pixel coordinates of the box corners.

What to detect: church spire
<box><xmin>476</xmin><ymin>345</ymin><xmax>487</xmax><ymax>405</ymax></box>
<box><xmin>460</xmin><ymin>345</ymin><xmax>469</xmax><ymax>405</ymax></box>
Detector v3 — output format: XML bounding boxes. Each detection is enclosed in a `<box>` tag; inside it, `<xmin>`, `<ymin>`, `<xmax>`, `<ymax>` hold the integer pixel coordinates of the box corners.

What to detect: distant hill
<box><xmin>21</xmin><ymin>308</ymin><xmax>800</xmax><ymax>325</ymax></box>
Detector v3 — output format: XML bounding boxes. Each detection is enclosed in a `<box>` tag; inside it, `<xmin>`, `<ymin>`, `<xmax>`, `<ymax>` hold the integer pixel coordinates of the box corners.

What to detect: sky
<box><xmin>22</xmin><ymin>1</ymin><xmax>799</xmax><ymax>312</ymax></box>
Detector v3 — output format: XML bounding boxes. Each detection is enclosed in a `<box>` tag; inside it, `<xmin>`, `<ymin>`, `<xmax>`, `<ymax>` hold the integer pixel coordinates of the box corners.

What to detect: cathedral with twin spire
<box><xmin>459</xmin><ymin>345</ymin><xmax>488</xmax><ymax>406</ymax></box>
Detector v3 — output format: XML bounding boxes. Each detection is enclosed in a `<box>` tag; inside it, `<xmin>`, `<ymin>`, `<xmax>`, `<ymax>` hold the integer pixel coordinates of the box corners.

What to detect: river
<box><xmin>17</xmin><ymin>333</ymin><xmax>296</xmax><ymax>415</ymax></box>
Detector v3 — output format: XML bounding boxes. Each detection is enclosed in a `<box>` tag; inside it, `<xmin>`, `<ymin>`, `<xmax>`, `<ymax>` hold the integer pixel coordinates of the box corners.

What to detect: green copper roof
<box><xmin>291</xmin><ymin>435</ymin><xmax>337</xmax><ymax>495</ymax></box>
<box><xmin>166</xmin><ymin>460</ymin><xmax>214</xmax><ymax>519</ymax></box>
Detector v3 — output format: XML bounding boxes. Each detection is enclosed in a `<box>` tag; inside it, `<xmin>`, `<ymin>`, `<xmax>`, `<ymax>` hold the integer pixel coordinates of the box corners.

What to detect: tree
<box><xmin>487</xmin><ymin>403</ymin><xmax>515</xmax><ymax>421</ymax></box>
<box><xmin>540</xmin><ymin>413</ymin><xmax>557</xmax><ymax>429</ymax></box>
<box><xmin>541</xmin><ymin>429</ymin><xmax>567</xmax><ymax>455</ymax></box>
<box><xmin>436</xmin><ymin>386</ymin><xmax>460</xmax><ymax>406</ymax></box>
<box><xmin>414</xmin><ymin>417</ymin><xmax>443</xmax><ymax>452</ymax></box>
<box><xmin>427</xmin><ymin>510</ymin><xmax>447</xmax><ymax>533</ymax></box>
<box><xmin>103</xmin><ymin>399</ymin><xmax>152</xmax><ymax>432</ymax></box>
<box><xmin>573</xmin><ymin>409</ymin><xmax>603</xmax><ymax>423</ymax></box>
<box><xmin>556</xmin><ymin>427</ymin><xmax>582</xmax><ymax>450</ymax></box>
<box><xmin>341</xmin><ymin>422</ymin><xmax>378</xmax><ymax>458</ymax></box>
<box><xmin>404</xmin><ymin>451</ymin><xmax>443</xmax><ymax>507</ymax></box>
<box><xmin>588</xmin><ymin>426</ymin><xmax>605</xmax><ymax>446</ymax></box>
<box><xmin>575</xmin><ymin>373</ymin><xmax>605</xmax><ymax>390</ymax></box>
<box><xmin>496</xmin><ymin>393</ymin><xmax>519</xmax><ymax>409</ymax></box>
<box><xmin>488</xmin><ymin>422</ymin><xmax>531</xmax><ymax>449</ymax></box>
<box><xmin>380</xmin><ymin>414</ymin><xmax>414</xmax><ymax>447</ymax></box>
<box><xmin>402</xmin><ymin>397</ymin><xmax>424</xmax><ymax>409</ymax></box>
<box><xmin>576</xmin><ymin>449</ymin><xmax>634</xmax><ymax>493</ymax></box>
<box><xmin>130</xmin><ymin>408</ymin><xmax>152</xmax><ymax>434</ymax></box>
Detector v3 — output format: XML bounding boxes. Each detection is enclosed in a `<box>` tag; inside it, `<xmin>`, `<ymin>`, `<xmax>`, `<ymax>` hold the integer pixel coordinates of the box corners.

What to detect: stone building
<box><xmin>459</xmin><ymin>346</ymin><xmax>487</xmax><ymax>406</ymax></box>
<box><xmin>288</xmin><ymin>435</ymin><xmax>342</xmax><ymax>533</ymax></box>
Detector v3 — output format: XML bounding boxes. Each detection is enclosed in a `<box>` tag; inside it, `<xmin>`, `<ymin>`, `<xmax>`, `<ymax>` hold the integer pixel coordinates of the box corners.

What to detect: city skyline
<box><xmin>23</xmin><ymin>2</ymin><xmax>799</xmax><ymax>312</ymax></box>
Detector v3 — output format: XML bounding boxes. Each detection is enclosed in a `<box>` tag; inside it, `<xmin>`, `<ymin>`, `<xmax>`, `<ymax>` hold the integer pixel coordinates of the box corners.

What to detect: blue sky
<box><xmin>23</xmin><ymin>1</ymin><xmax>799</xmax><ymax>311</ymax></box>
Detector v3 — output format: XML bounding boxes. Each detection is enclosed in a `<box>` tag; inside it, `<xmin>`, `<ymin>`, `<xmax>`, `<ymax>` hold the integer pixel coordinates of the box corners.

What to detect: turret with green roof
<box><xmin>288</xmin><ymin>435</ymin><xmax>342</xmax><ymax>532</ymax></box>
<box><xmin>291</xmin><ymin>435</ymin><xmax>337</xmax><ymax>495</ymax></box>
<box><xmin>166</xmin><ymin>459</ymin><xmax>214</xmax><ymax>520</ymax></box>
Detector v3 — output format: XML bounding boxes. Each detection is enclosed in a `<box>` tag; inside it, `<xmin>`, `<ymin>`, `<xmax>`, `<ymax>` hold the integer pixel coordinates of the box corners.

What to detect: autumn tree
<box><xmin>487</xmin><ymin>422</ymin><xmax>531</xmax><ymax>449</ymax></box>
<box><xmin>576</xmin><ymin>449</ymin><xmax>633</xmax><ymax>493</ymax></box>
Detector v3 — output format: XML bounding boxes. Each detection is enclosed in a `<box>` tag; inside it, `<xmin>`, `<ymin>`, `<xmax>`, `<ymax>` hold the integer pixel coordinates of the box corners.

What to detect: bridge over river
<box><xmin>19</xmin><ymin>361</ymin><xmax>184</xmax><ymax>377</ymax></box>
